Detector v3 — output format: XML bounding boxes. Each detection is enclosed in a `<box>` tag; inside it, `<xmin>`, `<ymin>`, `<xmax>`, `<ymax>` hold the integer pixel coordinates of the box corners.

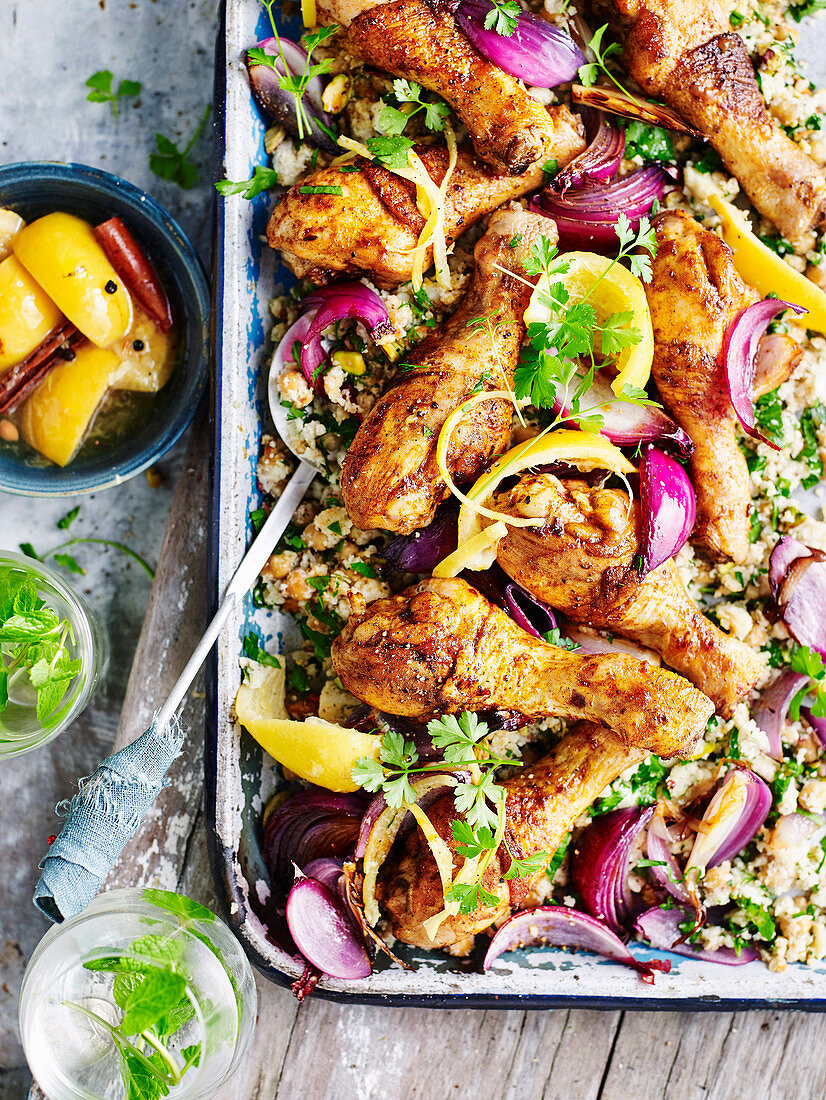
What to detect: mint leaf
<box><xmin>120</xmin><ymin>967</ymin><xmax>187</xmax><ymax>1036</ymax></box>
<box><xmin>142</xmin><ymin>889</ymin><xmax>216</xmax><ymax>925</ymax></box>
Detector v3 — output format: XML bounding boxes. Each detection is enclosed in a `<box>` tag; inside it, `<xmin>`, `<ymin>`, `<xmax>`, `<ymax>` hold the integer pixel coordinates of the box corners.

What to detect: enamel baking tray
<box><xmin>205</xmin><ymin>0</ymin><xmax>826</xmax><ymax>1007</ymax></box>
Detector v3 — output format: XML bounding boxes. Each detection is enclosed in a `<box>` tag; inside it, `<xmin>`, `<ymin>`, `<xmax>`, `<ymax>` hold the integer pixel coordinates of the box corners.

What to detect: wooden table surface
<box><xmin>4</xmin><ymin>2</ymin><xmax>826</xmax><ymax>1098</ymax></box>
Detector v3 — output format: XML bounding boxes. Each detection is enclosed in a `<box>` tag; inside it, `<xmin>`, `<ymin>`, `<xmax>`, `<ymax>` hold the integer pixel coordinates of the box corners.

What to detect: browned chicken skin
<box><xmin>265</xmin><ymin>138</ymin><xmax>583</xmax><ymax>287</ymax></box>
<box><xmin>380</xmin><ymin>721</ymin><xmax>647</xmax><ymax>948</ymax></box>
<box><xmin>341</xmin><ymin>206</ymin><xmax>549</xmax><ymax>534</ymax></box>
<box><xmin>492</xmin><ymin>473</ymin><xmax>765</xmax><ymax>716</ymax></box>
<box><xmin>596</xmin><ymin>0</ymin><xmax>826</xmax><ymax>240</ymax></box>
<box><xmin>645</xmin><ymin>210</ymin><xmax>799</xmax><ymax>564</ymax></box>
<box><xmin>317</xmin><ymin>0</ymin><xmax>575</xmax><ymax>175</ymax></box>
<box><xmin>331</xmin><ymin>576</ymin><xmax>715</xmax><ymax>756</ymax></box>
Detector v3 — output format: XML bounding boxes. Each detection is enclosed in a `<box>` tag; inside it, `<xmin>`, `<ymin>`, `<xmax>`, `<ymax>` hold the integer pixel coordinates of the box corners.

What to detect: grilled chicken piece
<box><xmin>646</xmin><ymin>210</ymin><xmax>799</xmax><ymax>563</ymax></box>
<box><xmin>380</xmin><ymin>722</ymin><xmax>647</xmax><ymax>948</ymax></box>
<box><xmin>596</xmin><ymin>0</ymin><xmax>826</xmax><ymax>241</ymax></box>
<box><xmin>492</xmin><ymin>473</ymin><xmax>765</xmax><ymax>716</ymax></box>
<box><xmin>266</xmin><ymin>140</ymin><xmax>566</xmax><ymax>287</ymax></box>
<box><xmin>331</xmin><ymin>576</ymin><xmax>715</xmax><ymax>756</ymax></box>
<box><xmin>341</xmin><ymin>206</ymin><xmax>548</xmax><ymax>534</ymax></box>
<box><xmin>317</xmin><ymin>0</ymin><xmax>579</xmax><ymax>175</ymax></box>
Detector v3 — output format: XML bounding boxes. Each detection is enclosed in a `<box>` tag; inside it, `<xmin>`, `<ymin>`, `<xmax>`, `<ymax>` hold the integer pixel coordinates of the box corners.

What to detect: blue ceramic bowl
<box><xmin>0</xmin><ymin>161</ymin><xmax>209</xmax><ymax>496</ymax></box>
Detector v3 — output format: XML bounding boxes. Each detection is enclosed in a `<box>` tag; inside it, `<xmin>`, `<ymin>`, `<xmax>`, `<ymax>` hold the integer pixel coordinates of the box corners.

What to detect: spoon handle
<box><xmin>154</xmin><ymin>463</ymin><xmax>316</xmax><ymax>730</ymax></box>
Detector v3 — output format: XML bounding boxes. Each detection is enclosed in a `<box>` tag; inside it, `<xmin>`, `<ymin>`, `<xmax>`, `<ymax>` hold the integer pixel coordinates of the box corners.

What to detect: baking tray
<box><xmin>205</xmin><ymin>0</ymin><xmax>826</xmax><ymax>1007</ymax></box>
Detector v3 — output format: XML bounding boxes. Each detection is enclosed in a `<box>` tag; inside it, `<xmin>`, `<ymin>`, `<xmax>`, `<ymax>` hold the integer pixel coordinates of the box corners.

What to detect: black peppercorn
<box><xmin>105</xmin><ymin>280</ymin><xmax>118</xmax><ymax>294</ymax></box>
<box><xmin>132</xmin><ymin>339</ymin><xmax>145</xmax><ymax>351</ymax></box>
<box><xmin>59</xmin><ymin>345</ymin><xmax>76</xmax><ymax>362</ymax></box>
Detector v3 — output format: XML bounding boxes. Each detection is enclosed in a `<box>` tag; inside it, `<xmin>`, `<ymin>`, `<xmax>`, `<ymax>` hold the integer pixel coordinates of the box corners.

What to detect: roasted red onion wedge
<box><xmin>456</xmin><ymin>1</ymin><xmax>585</xmax><ymax>86</ymax></box>
<box><xmin>300</xmin><ymin>282</ymin><xmax>394</xmax><ymax>388</ymax></box>
<box><xmin>685</xmin><ymin>769</ymin><xmax>771</xmax><ymax>876</ymax></box>
<box><xmin>645</xmin><ymin>810</ymin><xmax>690</xmax><ymax>904</ymax></box>
<box><xmin>263</xmin><ymin>788</ymin><xmax>366</xmax><ymax>889</ymax></box>
<box><xmin>286</xmin><ymin>869</ymin><xmax>372</xmax><ymax>980</ymax></box>
<box><xmin>503</xmin><ymin>582</ymin><xmax>557</xmax><ymax>639</ymax></box>
<box><xmin>483</xmin><ymin>906</ymin><xmax>671</xmax><ymax>983</ymax></box>
<box><xmin>383</xmin><ymin>504</ymin><xmax>458</xmax><ymax>573</ymax></box>
<box><xmin>559</xmin><ymin>623</ymin><xmax>661</xmax><ymax>664</ymax></box>
<box><xmin>752</xmin><ymin>668</ymin><xmax>809</xmax><ymax>760</ymax></box>
<box><xmin>247</xmin><ymin>37</ymin><xmax>337</xmax><ymax>152</ymax></box>
<box><xmin>552</xmin><ymin>110</ymin><xmax>624</xmax><ymax>194</ymax></box>
<box><xmin>531</xmin><ymin>167</ymin><xmax>675</xmax><ymax>248</ymax></box>
<box><xmin>722</xmin><ymin>299</ymin><xmax>806</xmax><ymax>450</ymax></box>
<box><xmin>768</xmin><ymin>536</ymin><xmax>826</xmax><ymax>658</ymax></box>
<box><xmin>802</xmin><ymin>705</ymin><xmax>826</xmax><ymax>748</ymax></box>
<box><xmin>571</xmin><ymin>805</ymin><xmax>655</xmax><ymax>935</ymax></box>
<box><xmin>303</xmin><ymin>857</ymin><xmax>346</xmax><ymax>892</ymax></box>
<box><xmin>634</xmin><ymin>906</ymin><xmax>757</xmax><ymax>965</ymax></box>
<box><xmin>545</xmin><ymin>367</ymin><xmax>692</xmax><ymax>456</ymax></box>
<box><xmin>635</xmin><ymin>445</ymin><xmax>696</xmax><ymax>576</ymax></box>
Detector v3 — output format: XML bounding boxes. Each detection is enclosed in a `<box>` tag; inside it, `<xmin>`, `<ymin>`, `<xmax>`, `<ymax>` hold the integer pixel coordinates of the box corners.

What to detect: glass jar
<box><xmin>19</xmin><ymin>887</ymin><xmax>257</xmax><ymax>1100</ymax></box>
<box><xmin>0</xmin><ymin>550</ymin><xmax>108</xmax><ymax>759</ymax></box>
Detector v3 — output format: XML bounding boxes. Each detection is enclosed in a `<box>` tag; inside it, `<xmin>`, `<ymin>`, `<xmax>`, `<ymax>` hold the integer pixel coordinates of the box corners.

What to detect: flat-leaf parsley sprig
<box><xmin>249</xmin><ymin>0</ymin><xmax>340</xmax><ymax>143</ymax></box>
<box><xmin>352</xmin><ymin>711</ymin><xmax>548</xmax><ymax>914</ymax></box>
<box><xmin>379</xmin><ymin>79</ymin><xmax>451</xmax><ymax>136</ymax></box>
<box><xmin>498</xmin><ymin>214</ymin><xmax>659</xmax><ymax>419</ymax></box>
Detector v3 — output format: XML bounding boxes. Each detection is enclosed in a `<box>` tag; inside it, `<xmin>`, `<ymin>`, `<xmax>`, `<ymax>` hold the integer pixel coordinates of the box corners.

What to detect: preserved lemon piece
<box><xmin>524</xmin><ymin>251</ymin><xmax>654</xmax><ymax>394</ymax></box>
<box><xmin>235</xmin><ymin>665</ymin><xmax>379</xmax><ymax>792</ymax></box>
<box><xmin>19</xmin><ymin>344</ymin><xmax>122</xmax><ymax>466</ymax></box>
<box><xmin>0</xmin><ymin>209</ymin><xmax>25</xmax><ymax>262</ymax></box>
<box><xmin>111</xmin><ymin>308</ymin><xmax>175</xmax><ymax>393</ymax></box>
<box><xmin>709</xmin><ymin>193</ymin><xmax>826</xmax><ymax>333</ymax></box>
<box><xmin>0</xmin><ymin>256</ymin><xmax>63</xmax><ymax>372</ymax></box>
<box><xmin>433</xmin><ymin>521</ymin><xmax>509</xmax><ymax>577</ymax></box>
<box><xmin>13</xmin><ymin>212</ymin><xmax>133</xmax><ymax>348</ymax></box>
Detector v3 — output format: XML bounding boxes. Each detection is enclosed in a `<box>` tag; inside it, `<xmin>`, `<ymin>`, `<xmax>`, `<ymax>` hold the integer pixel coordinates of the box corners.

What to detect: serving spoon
<box><xmin>34</xmin><ymin>342</ymin><xmax>326</xmax><ymax>922</ymax></box>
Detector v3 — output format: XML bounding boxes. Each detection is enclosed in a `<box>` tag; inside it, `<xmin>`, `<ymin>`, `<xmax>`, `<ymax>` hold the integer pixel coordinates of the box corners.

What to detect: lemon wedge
<box><xmin>234</xmin><ymin>666</ymin><xmax>379</xmax><ymax>793</ymax></box>
<box><xmin>458</xmin><ymin>429</ymin><xmax>635</xmax><ymax>544</ymax></box>
<box><xmin>709</xmin><ymin>193</ymin><xmax>826</xmax><ymax>333</ymax></box>
<box><xmin>433</xmin><ymin>521</ymin><xmax>509</xmax><ymax>577</ymax></box>
<box><xmin>524</xmin><ymin>251</ymin><xmax>654</xmax><ymax>395</ymax></box>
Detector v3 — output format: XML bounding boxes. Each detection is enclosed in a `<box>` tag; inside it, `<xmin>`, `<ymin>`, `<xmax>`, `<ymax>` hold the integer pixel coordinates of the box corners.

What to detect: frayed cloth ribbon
<box><xmin>33</xmin><ymin>716</ymin><xmax>185</xmax><ymax>923</ymax></box>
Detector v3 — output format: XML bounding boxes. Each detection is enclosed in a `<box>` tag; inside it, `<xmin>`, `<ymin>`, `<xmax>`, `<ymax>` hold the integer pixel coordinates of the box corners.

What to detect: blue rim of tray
<box><xmin>202</xmin><ymin>0</ymin><xmax>826</xmax><ymax>1010</ymax></box>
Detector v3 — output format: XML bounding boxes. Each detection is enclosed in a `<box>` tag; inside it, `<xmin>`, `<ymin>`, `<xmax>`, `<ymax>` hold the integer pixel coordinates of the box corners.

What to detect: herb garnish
<box><xmin>215</xmin><ymin>166</ymin><xmax>279</xmax><ymax>199</ymax></box>
<box><xmin>85</xmin><ymin>70</ymin><xmax>142</xmax><ymax>116</ymax></box>
<box><xmin>353</xmin><ymin>711</ymin><xmax>549</xmax><ymax>914</ymax></box>
<box><xmin>249</xmin><ymin>1</ymin><xmax>339</xmax><ymax>142</ymax></box>
<box><xmin>379</xmin><ymin>80</ymin><xmax>450</xmax><ymax>136</ymax></box>
<box><xmin>483</xmin><ymin>0</ymin><xmax>521</xmax><ymax>37</ymax></box>
<box><xmin>622</xmin><ymin>120</ymin><xmax>673</xmax><ymax>164</ymax></box>
<box><xmin>577</xmin><ymin>24</ymin><xmax>627</xmax><ymax>95</ymax></box>
<box><xmin>21</xmin><ymin>507</ymin><xmax>154</xmax><ymax>579</ymax></box>
<box><xmin>0</xmin><ymin>567</ymin><xmax>82</xmax><ymax>724</ymax></box>
<box><xmin>504</xmin><ymin>215</ymin><xmax>659</xmax><ymax>422</ymax></box>
<box><xmin>150</xmin><ymin>106</ymin><xmax>210</xmax><ymax>190</ymax></box>
<box><xmin>298</xmin><ymin>184</ymin><xmax>344</xmax><ymax>196</ymax></box>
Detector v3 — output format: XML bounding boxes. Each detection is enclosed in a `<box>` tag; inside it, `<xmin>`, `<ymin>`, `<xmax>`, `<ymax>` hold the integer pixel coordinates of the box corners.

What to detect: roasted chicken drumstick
<box><xmin>331</xmin><ymin>576</ymin><xmax>715</xmax><ymax>756</ymax></box>
<box><xmin>380</xmin><ymin>722</ymin><xmax>647</xmax><ymax>948</ymax></box>
<box><xmin>491</xmin><ymin>473</ymin><xmax>765</xmax><ymax>716</ymax></box>
<box><xmin>646</xmin><ymin>210</ymin><xmax>800</xmax><ymax>564</ymax></box>
<box><xmin>266</xmin><ymin>139</ymin><xmax>584</xmax><ymax>287</ymax></box>
<box><xmin>341</xmin><ymin>205</ymin><xmax>548</xmax><ymax>534</ymax></box>
<box><xmin>595</xmin><ymin>0</ymin><xmax>826</xmax><ymax>241</ymax></box>
<box><xmin>316</xmin><ymin>0</ymin><xmax>575</xmax><ymax>175</ymax></box>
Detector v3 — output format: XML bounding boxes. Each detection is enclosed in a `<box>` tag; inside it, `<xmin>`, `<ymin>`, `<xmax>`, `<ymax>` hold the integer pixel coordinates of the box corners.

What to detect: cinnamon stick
<box><xmin>0</xmin><ymin>322</ymin><xmax>82</xmax><ymax>415</ymax></box>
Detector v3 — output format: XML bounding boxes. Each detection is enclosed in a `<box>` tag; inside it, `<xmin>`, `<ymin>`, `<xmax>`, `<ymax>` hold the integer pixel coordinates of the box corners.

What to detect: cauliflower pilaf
<box><xmin>246</xmin><ymin>0</ymin><xmax>826</xmax><ymax>971</ymax></box>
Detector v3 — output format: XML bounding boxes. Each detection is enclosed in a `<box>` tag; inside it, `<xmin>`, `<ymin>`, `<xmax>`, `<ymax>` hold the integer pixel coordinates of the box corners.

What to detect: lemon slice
<box><xmin>301</xmin><ymin>0</ymin><xmax>317</xmax><ymax>25</ymax></box>
<box><xmin>458</xmin><ymin>429</ymin><xmax>635</xmax><ymax>545</ymax></box>
<box><xmin>433</xmin><ymin>521</ymin><xmax>509</xmax><ymax>577</ymax></box>
<box><xmin>709</xmin><ymin>194</ymin><xmax>826</xmax><ymax>333</ymax></box>
<box><xmin>524</xmin><ymin>251</ymin><xmax>654</xmax><ymax>395</ymax></box>
<box><xmin>235</xmin><ymin>666</ymin><xmax>379</xmax><ymax>793</ymax></box>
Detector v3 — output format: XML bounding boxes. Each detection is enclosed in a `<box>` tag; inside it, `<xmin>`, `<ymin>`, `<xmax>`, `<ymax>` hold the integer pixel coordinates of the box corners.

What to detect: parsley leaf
<box><xmin>623</xmin><ymin>120</ymin><xmax>673</xmax><ymax>163</ymax></box>
<box><xmin>150</xmin><ymin>106</ymin><xmax>210</xmax><ymax>190</ymax></box>
<box><xmin>427</xmin><ymin>710</ymin><xmax>490</xmax><ymax>762</ymax></box>
<box><xmin>379</xmin><ymin>80</ymin><xmax>450</xmax><ymax>135</ymax></box>
<box><xmin>215</xmin><ymin>166</ymin><xmax>279</xmax><ymax>199</ymax></box>
<box><xmin>242</xmin><ymin>632</ymin><xmax>281</xmax><ymax>668</ymax></box>
<box><xmin>366</xmin><ymin>134</ymin><xmax>415</xmax><ymax>170</ymax></box>
<box><xmin>483</xmin><ymin>0</ymin><xmax>520</xmax><ymax>36</ymax></box>
<box><xmin>85</xmin><ymin>70</ymin><xmax>142</xmax><ymax>116</ymax></box>
<box><xmin>578</xmin><ymin>24</ymin><xmax>625</xmax><ymax>93</ymax></box>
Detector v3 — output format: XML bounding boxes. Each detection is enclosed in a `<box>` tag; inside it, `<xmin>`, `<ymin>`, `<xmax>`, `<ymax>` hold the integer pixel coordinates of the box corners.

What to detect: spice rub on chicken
<box><xmin>491</xmin><ymin>472</ymin><xmax>766</xmax><ymax>716</ymax></box>
<box><xmin>595</xmin><ymin>0</ymin><xmax>826</xmax><ymax>241</ymax></box>
<box><xmin>266</xmin><ymin>137</ymin><xmax>586</xmax><ymax>287</ymax></box>
<box><xmin>315</xmin><ymin>0</ymin><xmax>575</xmax><ymax>175</ymax></box>
<box><xmin>379</xmin><ymin>721</ymin><xmax>647</xmax><ymax>949</ymax></box>
<box><xmin>340</xmin><ymin>206</ymin><xmax>549</xmax><ymax>534</ymax></box>
<box><xmin>645</xmin><ymin>210</ymin><xmax>801</xmax><ymax>564</ymax></box>
<box><xmin>331</xmin><ymin>575</ymin><xmax>715</xmax><ymax>756</ymax></box>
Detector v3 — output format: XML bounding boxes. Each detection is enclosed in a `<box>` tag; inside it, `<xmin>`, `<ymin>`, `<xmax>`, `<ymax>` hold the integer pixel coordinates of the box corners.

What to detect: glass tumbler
<box><xmin>19</xmin><ymin>887</ymin><xmax>257</xmax><ymax>1100</ymax></box>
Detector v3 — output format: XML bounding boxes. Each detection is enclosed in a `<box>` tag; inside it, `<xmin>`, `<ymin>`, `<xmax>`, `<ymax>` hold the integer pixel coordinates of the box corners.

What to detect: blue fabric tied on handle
<box><xmin>33</xmin><ymin>717</ymin><xmax>185</xmax><ymax>923</ymax></box>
